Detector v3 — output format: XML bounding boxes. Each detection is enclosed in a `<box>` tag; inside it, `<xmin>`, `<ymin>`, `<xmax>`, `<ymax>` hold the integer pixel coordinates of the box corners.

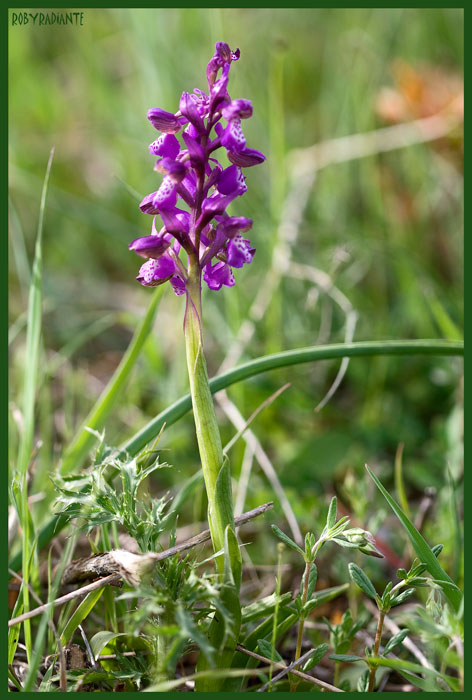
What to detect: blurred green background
<box><xmin>9</xmin><ymin>9</ymin><xmax>463</xmax><ymax>575</ymax></box>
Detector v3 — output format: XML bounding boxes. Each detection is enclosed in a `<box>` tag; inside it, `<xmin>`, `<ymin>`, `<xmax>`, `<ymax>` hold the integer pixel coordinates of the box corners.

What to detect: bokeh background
<box><xmin>9</xmin><ymin>9</ymin><xmax>463</xmax><ymax>578</ymax></box>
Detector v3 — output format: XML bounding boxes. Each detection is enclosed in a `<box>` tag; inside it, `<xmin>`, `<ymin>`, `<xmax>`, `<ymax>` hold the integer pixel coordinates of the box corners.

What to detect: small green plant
<box><xmin>324</xmin><ymin>609</ymin><xmax>366</xmax><ymax>688</ymax></box>
<box><xmin>53</xmin><ymin>434</ymin><xmax>175</xmax><ymax>553</ymax></box>
<box><xmin>272</xmin><ymin>496</ymin><xmax>382</xmax><ymax>690</ymax></box>
<box><xmin>342</xmin><ymin>554</ymin><xmax>461</xmax><ymax>691</ymax></box>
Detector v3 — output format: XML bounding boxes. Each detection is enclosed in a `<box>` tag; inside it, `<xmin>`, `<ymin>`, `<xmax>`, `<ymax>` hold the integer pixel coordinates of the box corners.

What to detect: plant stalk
<box><xmin>183</xmin><ymin>266</ymin><xmax>241</xmax><ymax>691</ymax></box>
<box><xmin>290</xmin><ymin>561</ymin><xmax>311</xmax><ymax>691</ymax></box>
<box><xmin>183</xmin><ymin>269</ymin><xmax>234</xmax><ymax>566</ymax></box>
<box><xmin>368</xmin><ymin>609</ymin><xmax>386</xmax><ymax>692</ymax></box>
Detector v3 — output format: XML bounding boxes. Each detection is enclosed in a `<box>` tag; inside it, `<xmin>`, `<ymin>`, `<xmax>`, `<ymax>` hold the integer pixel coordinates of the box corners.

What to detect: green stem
<box><xmin>269</xmin><ymin>543</ymin><xmax>284</xmax><ymax>692</ymax></box>
<box><xmin>290</xmin><ymin>561</ymin><xmax>311</xmax><ymax>692</ymax></box>
<box><xmin>183</xmin><ymin>269</ymin><xmax>234</xmax><ymax>564</ymax></box>
<box><xmin>184</xmin><ymin>268</ymin><xmax>241</xmax><ymax>691</ymax></box>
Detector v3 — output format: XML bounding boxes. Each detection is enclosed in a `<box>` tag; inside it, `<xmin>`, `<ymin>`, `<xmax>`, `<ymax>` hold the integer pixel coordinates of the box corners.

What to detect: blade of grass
<box><xmin>122</xmin><ymin>339</ymin><xmax>463</xmax><ymax>457</ymax></box>
<box><xmin>60</xmin><ymin>286</ymin><xmax>163</xmax><ymax>475</ymax></box>
<box><xmin>447</xmin><ymin>466</ymin><xmax>463</xmax><ymax>584</ymax></box>
<box><xmin>59</xmin><ymin>588</ymin><xmax>106</xmax><ymax>647</ymax></box>
<box><xmin>17</xmin><ymin>147</ymin><xmax>54</xmax><ymax>476</ymax></box>
<box><xmin>365</xmin><ymin>465</ymin><xmax>462</xmax><ymax>611</ymax></box>
<box><xmin>10</xmin><ymin>338</ymin><xmax>463</xmax><ymax>573</ymax></box>
<box><xmin>394</xmin><ymin>442</ymin><xmax>410</xmax><ymax>519</ymax></box>
<box><xmin>15</xmin><ymin>147</ymin><xmax>54</xmax><ymax>664</ymax></box>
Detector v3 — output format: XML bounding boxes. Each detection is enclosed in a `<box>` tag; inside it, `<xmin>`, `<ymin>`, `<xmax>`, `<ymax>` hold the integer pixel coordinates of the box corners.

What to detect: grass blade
<box><xmin>122</xmin><ymin>339</ymin><xmax>463</xmax><ymax>457</ymax></box>
<box><xmin>14</xmin><ymin>147</ymin><xmax>54</xmax><ymax>663</ymax></box>
<box><xmin>365</xmin><ymin>465</ymin><xmax>462</xmax><ymax>611</ymax></box>
<box><xmin>17</xmin><ymin>146</ymin><xmax>54</xmax><ymax>477</ymax></box>
<box><xmin>60</xmin><ymin>588</ymin><xmax>106</xmax><ymax>646</ymax></box>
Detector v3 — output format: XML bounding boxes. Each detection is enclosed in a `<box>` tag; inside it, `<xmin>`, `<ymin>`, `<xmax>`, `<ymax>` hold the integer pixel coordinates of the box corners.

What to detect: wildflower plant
<box><xmin>128</xmin><ymin>41</ymin><xmax>265</xmax><ymax>690</ymax></box>
<box><xmin>8</xmin><ymin>27</ymin><xmax>463</xmax><ymax>694</ymax></box>
<box><xmin>272</xmin><ymin>496</ymin><xmax>382</xmax><ymax>690</ymax></box>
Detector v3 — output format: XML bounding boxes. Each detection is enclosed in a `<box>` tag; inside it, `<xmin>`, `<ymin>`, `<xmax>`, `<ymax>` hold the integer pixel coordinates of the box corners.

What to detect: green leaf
<box><xmin>8</xmin><ymin>594</ymin><xmax>24</xmax><ymax>665</ymax></box>
<box><xmin>175</xmin><ymin>604</ymin><xmax>214</xmax><ymax>667</ymax></box>
<box><xmin>302</xmin><ymin>643</ymin><xmax>329</xmax><ymax>672</ymax></box>
<box><xmin>357</xmin><ymin>669</ymin><xmax>370</xmax><ymax>692</ymax></box>
<box><xmin>242</xmin><ymin>592</ymin><xmax>292</xmax><ymax>624</ymax></box>
<box><xmin>329</xmin><ymin>653</ymin><xmax>364</xmax><ymax>662</ymax></box>
<box><xmin>307</xmin><ymin>562</ymin><xmax>318</xmax><ymax>599</ymax></box>
<box><xmin>348</xmin><ymin>563</ymin><xmax>377</xmax><ymax>600</ymax></box>
<box><xmin>257</xmin><ymin>638</ymin><xmax>284</xmax><ymax>664</ymax></box>
<box><xmin>224</xmin><ymin>525</ymin><xmax>242</xmax><ymax>592</ymax></box>
<box><xmin>369</xmin><ymin>656</ymin><xmax>459</xmax><ymax>691</ymax></box>
<box><xmin>60</xmin><ymin>588</ymin><xmax>105</xmax><ymax>646</ymax></box>
<box><xmin>17</xmin><ymin>148</ymin><xmax>54</xmax><ymax>477</ymax></box>
<box><xmin>90</xmin><ymin>631</ymin><xmax>126</xmax><ymax>658</ymax></box>
<box><xmin>271</xmin><ymin>524</ymin><xmax>304</xmax><ymax>556</ymax></box>
<box><xmin>214</xmin><ymin>459</ymin><xmax>235</xmax><ymax>550</ymax></box>
<box><xmin>390</xmin><ymin>588</ymin><xmax>415</xmax><ymax>606</ymax></box>
<box><xmin>327</xmin><ymin>496</ymin><xmax>337</xmax><ymax>529</ymax></box>
<box><xmin>365</xmin><ymin>465</ymin><xmax>462</xmax><ymax>611</ymax></box>
<box><xmin>383</xmin><ymin>629</ymin><xmax>409</xmax><ymax>655</ymax></box>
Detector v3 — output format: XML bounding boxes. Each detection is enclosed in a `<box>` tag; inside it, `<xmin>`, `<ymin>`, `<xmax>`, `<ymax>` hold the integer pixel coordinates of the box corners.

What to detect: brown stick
<box><xmin>235</xmin><ymin>645</ymin><xmax>344</xmax><ymax>693</ymax></box>
<box><xmin>8</xmin><ymin>574</ymin><xmax>121</xmax><ymax>628</ymax></box>
<box><xmin>9</xmin><ymin>502</ymin><xmax>274</xmax><ymax>627</ymax></box>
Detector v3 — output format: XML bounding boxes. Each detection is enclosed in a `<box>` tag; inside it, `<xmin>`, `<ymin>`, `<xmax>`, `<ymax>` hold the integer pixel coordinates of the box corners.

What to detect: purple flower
<box><xmin>147</xmin><ymin>108</ymin><xmax>183</xmax><ymax>134</ymax></box>
<box><xmin>131</xmin><ymin>42</ymin><xmax>266</xmax><ymax>295</ymax></box>
<box><xmin>203</xmin><ymin>261</ymin><xmax>235</xmax><ymax>290</ymax></box>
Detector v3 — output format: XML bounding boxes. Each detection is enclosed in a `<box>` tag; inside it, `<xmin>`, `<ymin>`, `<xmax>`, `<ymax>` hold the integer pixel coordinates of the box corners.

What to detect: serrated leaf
<box><xmin>383</xmin><ymin>629</ymin><xmax>408</xmax><ymax>655</ymax></box>
<box><xmin>271</xmin><ymin>524</ymin><xmax>304</xmax><ymax>555</ymax></box>
<box><xmin>365</xmin><ymin>465</ymin><xmax>462</xmax><ymax>611</ymax></box>
<box><xmin>348</xmin><ymin>563</ymin><xmax>377</xmax><ymax>600</ymax></box>
<box><xmin>175</xmin><ymin>604</ymin><xmax>214</xmax><ymax>666</ymax></box>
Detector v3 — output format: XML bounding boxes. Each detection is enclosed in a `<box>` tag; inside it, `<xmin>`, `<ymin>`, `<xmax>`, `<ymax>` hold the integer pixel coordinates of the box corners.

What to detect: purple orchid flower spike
<box><xmin>130</xmin><ymin>42</ymin><xmax>265</xmax><ymax>296</ymax></box>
